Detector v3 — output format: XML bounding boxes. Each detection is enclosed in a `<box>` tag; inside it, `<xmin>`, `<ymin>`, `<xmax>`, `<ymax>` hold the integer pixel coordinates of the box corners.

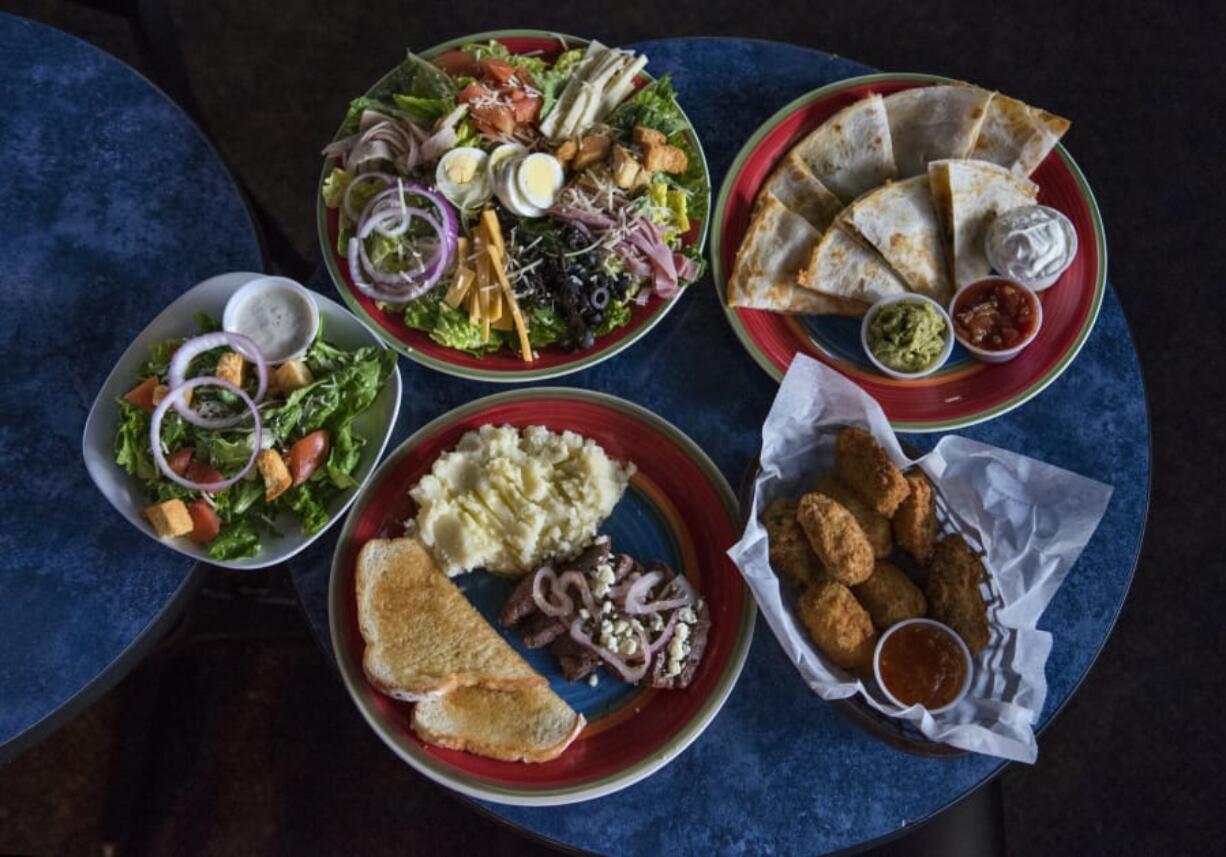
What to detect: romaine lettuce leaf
<box><xmin>207</xmin><ymin>520</ymin><xmax>260</xmax><ymax>560</ymax></box>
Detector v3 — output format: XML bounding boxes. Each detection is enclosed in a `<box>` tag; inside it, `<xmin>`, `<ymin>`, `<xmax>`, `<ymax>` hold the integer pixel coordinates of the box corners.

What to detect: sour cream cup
<box><xmin>984</xmin><ymin>204</ymin><xmax>1078</xmax><ymax>292</ymax></box>
<box><xmin>950</xmin><ymin>277</ymin><xmax>1043</xmax><ymax>364</ymax></box>
<box><xmin>873</xmin><ymin>618</ymin><xmax>973</xmax><ymax>716</ymax></box>
<box><xmin>223</xmin><ymin>275</ymin><xmax>320</xmax><ymax>364</ymax></box>
<box><xmin>860</xmin><ymin>293</ymin><xmax>955</xmax><ymax>380</ymax></box>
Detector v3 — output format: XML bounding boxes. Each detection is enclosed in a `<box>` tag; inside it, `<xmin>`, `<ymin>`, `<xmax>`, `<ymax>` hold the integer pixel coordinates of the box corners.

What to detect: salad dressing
<box><xmin>227</xmin><ymin>286</ymin><xmax>316</xmax><ymax>363</ymax></box>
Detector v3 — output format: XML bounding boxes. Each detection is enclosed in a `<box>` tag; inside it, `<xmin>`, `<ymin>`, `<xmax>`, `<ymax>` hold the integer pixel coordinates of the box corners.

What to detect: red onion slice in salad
<box><xmin>150</xmin><ymin>376</ymin><xmax>261</xmax><ymax>492</ymax></box>
<box><xmin>167</xmin><ymin>332</ymin><xmax>268</xmax><ymax>428</ymax></box>
<box><xmin>622</xmin><ymin>570</ymin><xmax>665</xmax><ymax>615</ymax></box>
<box><xmin>346</xmin><ymin>181</ymin><xmax>458</xmax><ymax>303</ymax></box>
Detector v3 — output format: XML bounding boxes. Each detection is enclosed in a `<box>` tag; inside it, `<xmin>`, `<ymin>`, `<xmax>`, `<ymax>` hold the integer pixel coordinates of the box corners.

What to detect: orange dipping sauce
<box><xmin>877</xmin><ymin>622</ymin><xmax>969</xmax><ymax>710</ymax></box>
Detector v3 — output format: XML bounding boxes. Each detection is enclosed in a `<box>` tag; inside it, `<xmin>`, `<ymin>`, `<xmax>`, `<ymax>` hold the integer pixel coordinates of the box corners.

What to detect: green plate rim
<box><xmin>316</xmin><ymin>29</ymin><xmax>713</xmax><ymax>383</ymax></box>
<box><xmin>709</xmin><ymin>71</ymin><xmax>1109</xmax><ymax>433</ymax></box>
<box><xmin>327</xmin><ymin>387</ymin><xmax>756</xmax><ymax>805</ymax></box>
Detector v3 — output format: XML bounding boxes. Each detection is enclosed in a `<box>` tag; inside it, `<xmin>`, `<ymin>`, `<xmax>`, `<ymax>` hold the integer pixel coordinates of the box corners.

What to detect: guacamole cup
<box><xmin>860</xmin><ymin>294</ymin><xmax>955</xmax><ymax>380</ymax></box>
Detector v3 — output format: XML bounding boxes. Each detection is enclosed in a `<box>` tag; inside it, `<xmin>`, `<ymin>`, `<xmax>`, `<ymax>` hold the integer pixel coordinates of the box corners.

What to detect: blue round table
<box><xmin>0</xmin><ymin>14</ymin><xmax>262</xmax><ymax>761</ymax></box>
<box><xmin>288</xmin><ymin>38</ymin><xmax>1148</xmax><ymax>855</ymax></box>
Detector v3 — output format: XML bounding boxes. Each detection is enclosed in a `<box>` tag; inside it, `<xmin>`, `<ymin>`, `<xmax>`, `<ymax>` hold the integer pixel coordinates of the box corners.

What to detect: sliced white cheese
<box><xmin>602</xmin><ymin>54</ymin><xmax>648</xmax><ymax>114</ymax></box>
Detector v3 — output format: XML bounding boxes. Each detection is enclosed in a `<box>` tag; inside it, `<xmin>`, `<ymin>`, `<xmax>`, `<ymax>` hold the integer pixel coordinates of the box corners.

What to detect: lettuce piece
<box><xmin>406</xmin><ymin>51</ymin><xmax>457</xmax><ymax>100</ymax></box>
<box><xmin>527</xmin><ymin>306</ymin><xmax>566</xmax><ymax>348</ymax></box>
<box><xmin>459</xmin><ymin>41</ymin><xmax>510</xmax><ymax>61</ymax></box>
<box><xmin>321</xmin><ymin>167</ymin><xmax>351</xmax><ymax>208</ymax></box>
<box><xmin>402</xmin><ymin>294</ymin><xmax>440</xmax><ymax>331</ymax></box>
<box><xmin>338</xmin><ymin>95</ymin><xmax>400</xmax><ymax>136</ymax></box>
<box><xmin>114</xmin><ymin>400</ymin><xmax>156</xmax><ymax>481</ymax></box>
<box><xmin>197</xmin><ymin>432</ymin><xmax>255</xmax><ymax>471</ymax></box>
<box><xmin>325</xmin><ymin>424</ymin><xmax>364</xmax><ymax>490</ymax></box>
<box><xmin>595</xmin><ymin>300</ymin><xmax>632</xmax><ymax>336</ymax></box>
<box><xmin>392</xmin><ymin>94</ymin><xmax>454</xmax><ymax>126</ymax></box>
<box><xmin>207</xmin><ymin>520</ymin><xmax>261</xmax><ymax>561</ymax></box>
<box><xmin>429</xmin><ymin>301</ymin><xmax>501</xmax><ymax>356</ymax></box>
<box><xmin>282</xmin><ymin>484</ymin><xmax>329</xmax><ymax>536</ymax></box>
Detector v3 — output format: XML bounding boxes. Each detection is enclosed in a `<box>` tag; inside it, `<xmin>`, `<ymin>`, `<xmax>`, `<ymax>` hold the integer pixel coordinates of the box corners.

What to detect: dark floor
<box><xmin>2</xmin><ymin>1</ymin><xmax>1224</xmax><ymax>855</ymax></box>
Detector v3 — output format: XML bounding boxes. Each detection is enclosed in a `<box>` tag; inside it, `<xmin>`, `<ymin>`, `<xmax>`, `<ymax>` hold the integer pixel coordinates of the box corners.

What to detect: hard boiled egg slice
<box><xmin>515</xmin><ymin>153</ymin><xmax>564</xmax><ymax>211</ymax></box>
<box><xmin>435</xmin><ymin>147</ymin><xmax>491</xmax><ymax>209</ymax></box>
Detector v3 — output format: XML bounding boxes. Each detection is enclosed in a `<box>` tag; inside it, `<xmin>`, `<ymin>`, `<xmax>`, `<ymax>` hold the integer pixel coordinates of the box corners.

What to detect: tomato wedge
<box><xmin>124</xmin><ymin>377</ymin><xmax>159</xmax><ymax>414</ymax></box>
<box><xmin>511</xmin><ymin>93</ymin><xmax>541</xmax><ymax>125</ymax></box>
<box><xmin>435</xmin><ymin>49</ymin><xmax>481</xmax><ymax>78</ymax></box>
<box><xmin>167</xmin><ymin>447</ymin><xmax>195</xmax><ymax>476</ymax></box>
<box><xmin>186</xmin><ymin>499</ymin><xmax>220</xmax><ymax>544</ymax></box>
<box><xmin>479</xmin><ymin>58</ymin><xmax>520</xmax><ymax>85</ymax></box>
<box><xmin>288</xmin><ymin>430</ymin><xmax>330</xmax><ymax>486</ymax></box>
<box><xmin>185</xmin><ymin>459</ymin><xmax>225</xmax><ymax>486</ymax></box>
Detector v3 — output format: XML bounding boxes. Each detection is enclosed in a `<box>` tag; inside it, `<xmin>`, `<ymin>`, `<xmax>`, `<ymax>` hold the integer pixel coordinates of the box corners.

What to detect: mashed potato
<box><xmin>408</xmin><ymin>424</ymin><xmax>634</xmax><ymax>577</ymax></box>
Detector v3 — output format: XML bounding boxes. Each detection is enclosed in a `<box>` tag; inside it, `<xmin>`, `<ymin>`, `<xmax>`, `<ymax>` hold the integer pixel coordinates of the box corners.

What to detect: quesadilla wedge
<box><xmin>839</xmin><ymin>176</ymin><xmax>953</xmax><ymax>304</ymax></box>
<box><xmin>798</xmin><ymin>224</ymin><xmax>909</xmax><ymax>305</ymax></box>
<box><xmin>884</xmin><ymin>85</ymin><xmax>993</xmax><ymax>178</ymax></box>
<box><xmin>757</xmin><ymin>152</ymin><xmax>845</xmax><ymax>232</ymax></box>
<box><xmin>928</xmin><ymin>159</ymin><xmax>1038</xmax><ymax>289</ymax></box>
<box><xmin>729</xmin><ymin>195</ymin><xmax>869</xmax><ymax>316</ymax></box>
<box><xmin>970</xmin><ymin>92</ymin><xmax>1070</xmax><ymax>176</ymax></box>
<box><xmin>790</xmin><ymin>94</ymin><xmax>897</xmax><ymax>203</ymax></box>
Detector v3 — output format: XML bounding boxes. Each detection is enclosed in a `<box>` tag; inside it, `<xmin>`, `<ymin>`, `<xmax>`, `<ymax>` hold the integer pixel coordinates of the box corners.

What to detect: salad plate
<box><xmin>328</xmin><ymin>388</ymin><xmax>755</xmax><ymax>805</ymax></box>
<box><xmin>318</xmin><ymin>30</ymin><xmax>711</xmax><ymax>382</ymax></box>
<box><xmin>82</xmin><ymin>271</ymin><xmax>403</xmax><ymax>570</ymax></box>
<box><xmin>712</xmin><ymin>73</ymin><xmax>1107</xmax><ymax>432</ymax></box>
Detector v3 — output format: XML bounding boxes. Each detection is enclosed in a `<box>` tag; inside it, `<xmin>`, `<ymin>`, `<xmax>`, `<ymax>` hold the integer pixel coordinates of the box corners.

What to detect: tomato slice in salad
<box><xmin>186</xmin><ymin>499</ymin><xmax>220</xmax><ymax>544</ymax></box>
<box><xmin>434</xmin><ymin>49</ymin><xmax>481</xmax><ymax>78</ymax></box>
<box><xmin>479</xmin><ymin>57</ymin><xmax>520</xmax><ymax>85</ymax></box>
<box><xmin>185</xmin><ymin>459</ymin><xmax>225</xmax><ymax>485</ymax></box>
<box><xmin>288</xmin><ymin>430</ymin><xmax>330</xmax><ymax>486</ymax></box>
<box><xmin>167</xmin><ymin>447</ymin><xmax>195</xmax><ymax>476</ymax></box>
<box><xmin>125</xmin><ymin>377</ymin><xmax>159</xmax><ymax>414</ymax></box>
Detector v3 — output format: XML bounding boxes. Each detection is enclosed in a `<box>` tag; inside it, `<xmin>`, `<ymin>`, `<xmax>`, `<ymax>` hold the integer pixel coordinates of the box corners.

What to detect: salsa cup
<box><xmin>950</xmin><ymin>277</ymin><xmax>1044</xmax><ymax>364</ymax></box>
<box><xmin>872</xmin><ymin>618</ymin><xmax>973</xmax><ymax>716</ymax></box>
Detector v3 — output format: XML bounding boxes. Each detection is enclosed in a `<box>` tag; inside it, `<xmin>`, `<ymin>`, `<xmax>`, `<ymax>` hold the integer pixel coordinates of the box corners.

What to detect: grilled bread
<box><xmin>355</xmin><ymin>538</ymin><xmax>546</xmax><ymax>701</ymax></box>
<box><xmin>412</xmin><ymin>685</ymin><xmax>585</xmax><ymax>763</ymax></box>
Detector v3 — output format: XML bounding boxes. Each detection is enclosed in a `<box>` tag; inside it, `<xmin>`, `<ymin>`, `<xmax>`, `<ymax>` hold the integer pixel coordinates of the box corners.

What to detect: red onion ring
<box><xmin>645</xmin><ymin>610</ymin><xmax>680</xmax><ymax>658</ymax></box>
<box><xmin>346</xmin><ymin>181</ymin><xmax>457</xmax><ymax>303</ymax></box>
<box><xmin>531</xmin><ymin>566</ymin><xmax>572</xmax><ymax>618</ymax></box>
<box><xmin>556</xmin><ymin>570</ymin><xmax>598</xmax><ymax>617</ymax></box>
<box><xmin>150</xmin><ymin>376</ymin><xmax>261</xmax><ymax>492</ymax></box>
<box><xmin>622</xmin><ymin>571</ymin><xmax>664</xmax><ymax>615</ymax></box>
<box><xmin>167</xmin><ymin>332</ymin><xmax>268</xmax><ymax>428</ymax></box>
<box><xmin>568</xmin><ymin>618</ymin><xmax>649</xmax><ymax>683</ymax></box>
<box><xmin>342</xmin><ymin>171</ymin><xmax>393</xmax><ymax>222</ymax></box>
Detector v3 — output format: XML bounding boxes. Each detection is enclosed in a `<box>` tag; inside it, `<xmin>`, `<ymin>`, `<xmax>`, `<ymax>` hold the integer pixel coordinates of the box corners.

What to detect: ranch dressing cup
<box><xmin>223</xmin><ymin>276</ymin><xmax>320</xmax><ymax>363</ymax></box>
<box><xmin>984</xmin><ymin>205</ymin><xmax>1077</xmax><ymax>291</ymax></box>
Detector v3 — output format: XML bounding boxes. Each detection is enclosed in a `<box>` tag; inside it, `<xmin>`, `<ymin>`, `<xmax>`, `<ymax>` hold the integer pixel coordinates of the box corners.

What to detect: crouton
<box><xmin>272</xmin><ymin>360</ymin><xmax>313</xmax><ymax>395</ymax></box>
<box><xmin>144</xmin><ymin>499</ymin><xmax>194</xmax><ymax>539</ymax></box>
<box><xmin>257</xmin><ymin>449</ymin><xmax>292</xmax><ymax>501</ymax></box>
<box><xmin>611</xmin><ymin>145</ymin><xmax>642</xmax><ymax>189</ymax></box>
<box><xmin>643</xmin><ymin>142</ymin><xmax>688</xmax><ymax>174</ymax></box>
<box><xmin>555</xmin><ymin>139</ymin><xmax>578</xmax><ymax>164</ymax></box>
<box><xmin>571</xmin><ymin>133</ymin><xmax>611</xmax><ymax>171</ymax></box>
<box><xmin>216</xmin><ymin>351</ymin><xmax>245</xmax><ymax>388</ymax></box>
<box><xmin>151</xmin><ymin>384</ymin><xmax>192</xmax><ymax>408</ymax></box>
<box><xmin>632</xmin><ymin>125</ymin><xmax>667</xmax><ymax>147</ymax></box>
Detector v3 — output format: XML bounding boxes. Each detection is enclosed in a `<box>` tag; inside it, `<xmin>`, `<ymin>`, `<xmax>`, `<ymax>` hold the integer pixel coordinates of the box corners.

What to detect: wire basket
<box><xmin>738</xmin><ymin>442</ymin><xmax>1007</xmax><ymax>759</ymax></box>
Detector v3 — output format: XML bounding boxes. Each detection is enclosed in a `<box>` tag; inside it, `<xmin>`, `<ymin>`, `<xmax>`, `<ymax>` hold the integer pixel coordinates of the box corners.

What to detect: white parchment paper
<box><xmin>727</xmin><ymin>356</ymin><xmax>1113</xmax><ymax>762</ymax></box>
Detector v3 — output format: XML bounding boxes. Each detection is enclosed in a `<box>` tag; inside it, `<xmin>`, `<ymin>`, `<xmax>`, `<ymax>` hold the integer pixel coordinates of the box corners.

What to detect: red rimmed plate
<box><xmin>317</xmin><ymin>30</ymin><xmax>711</xmax><ymax>383</ymax></box>
<box><xmin>711</xmin><ymin>73</ymin><xmax>1107</xmax><ymax>432</ymax></box>
<box><xmin>328</xmin><ymin>389</ymin><xmax>754</xmax><ymax>805</ymax></box>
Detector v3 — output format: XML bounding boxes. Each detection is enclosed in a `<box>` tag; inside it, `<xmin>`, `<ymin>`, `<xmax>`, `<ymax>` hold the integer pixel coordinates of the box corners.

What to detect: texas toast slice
<box><xmin>355</xmin><ymin>538</ymin><xmax>546</xmax><ymax>701</ymax></box>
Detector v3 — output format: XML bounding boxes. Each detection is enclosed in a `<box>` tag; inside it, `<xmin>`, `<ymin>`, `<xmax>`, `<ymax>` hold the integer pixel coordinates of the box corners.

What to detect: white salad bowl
<box><xmin>81</xmin><ymin>271</ymin><xmax>403</xmax><ymax>570</ymax></box>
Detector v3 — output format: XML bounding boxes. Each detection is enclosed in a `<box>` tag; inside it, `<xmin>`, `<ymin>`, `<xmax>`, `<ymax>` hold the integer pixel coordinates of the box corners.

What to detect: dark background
<box><xmin>1</xmin><ymin>1</ymin><xmax>1223</xmax><ymax>854</ymax></box>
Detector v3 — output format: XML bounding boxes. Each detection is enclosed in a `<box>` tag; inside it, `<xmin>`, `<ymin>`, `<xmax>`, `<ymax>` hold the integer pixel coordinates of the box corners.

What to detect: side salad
<box><xmin>320</xmin><ymin>38</ymin><xmax>707</xmax><ymax>360</ymax></box>
<box><xmin>115</xmin><ymin>315</ymin><xmax>396</xmax><ymax>560</ymax></box>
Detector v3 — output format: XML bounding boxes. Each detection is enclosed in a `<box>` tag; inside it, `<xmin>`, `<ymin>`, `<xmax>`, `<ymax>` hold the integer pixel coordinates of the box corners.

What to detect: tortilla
<box><xmin>757</xmin><ymin>153</ymin><xmax>844</xmax><ymax>232</ymax></box>
<box><xmin>799</xmin><ymin>224</ymin><xmax>909</xmax><ymax>305</ymax></box>
<box><xmin>730</xmin><ymin>195</ymin><xmax>869</xmax><ymax>316</ymax></box>
<box><xmin>839</xmin><ymin>176</ymin><xmax>952</xmax><ymax>304</ymax></box>
<box><xmin>883</xmin><ymin>85</ymin><xmax>993</xmax><ymax>178</ymax></box>
<box><xmin>928</xmin><ymin>159</ymin><xmax>1038</xmax><ymax>289</ymax></box>
<box><xmin>970</xmin><ymin>93</ymin><xmax>1071</xmax><ymax>175</ymax></box>
<box><xmin>790</xmin><ymin>94</ymin><xmax>897</xmax><ymax>203</ymax></box>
